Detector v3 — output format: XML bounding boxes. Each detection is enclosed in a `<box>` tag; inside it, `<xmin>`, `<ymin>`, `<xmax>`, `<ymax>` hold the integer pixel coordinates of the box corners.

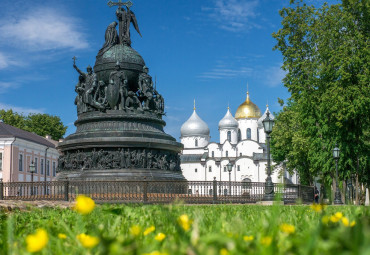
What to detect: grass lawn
<box><xmin>0</xmin><ymin>201</ymin><xmax>369</xmax><ymax>254</ymax></box>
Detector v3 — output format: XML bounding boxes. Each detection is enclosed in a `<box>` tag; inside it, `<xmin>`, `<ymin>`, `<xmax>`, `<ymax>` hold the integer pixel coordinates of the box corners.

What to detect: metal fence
<box><xmin>0</xmin><ymin>179</ymin><xmax>314</xmax><ymax>204</ymax></box>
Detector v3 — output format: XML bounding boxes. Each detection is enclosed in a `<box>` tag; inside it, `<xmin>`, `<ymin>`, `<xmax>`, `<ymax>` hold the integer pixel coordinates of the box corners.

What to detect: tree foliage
<box><xmin>0</xmin><ymin>109</ymin><xmax>67</xmax><ymax>140</ymax></box>
<box><xmin>271</xmin><ymin>0</ymin><xmax>369</xmax><ymax>186</ymax></box>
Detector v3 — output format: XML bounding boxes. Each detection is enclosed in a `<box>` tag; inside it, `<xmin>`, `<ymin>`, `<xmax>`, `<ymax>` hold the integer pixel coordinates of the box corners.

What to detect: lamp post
<box><xmin>226</xmin><ymin>162</ymin><xmax>233</xmax><ymax>196</ymax></box>
<box><xmin>29</xmin><ymin>161</ymin><xmax>36</xmax><ymax>196</ymax></box>
<box><xmin>333</xmin><ymin>144</ymin><xmax>343</xmax><ymax>204</ymax></box>
<box><xmin>262</xmin><ymin>111</ymin><xmax>275</xmax><ymax>201</ymax></box>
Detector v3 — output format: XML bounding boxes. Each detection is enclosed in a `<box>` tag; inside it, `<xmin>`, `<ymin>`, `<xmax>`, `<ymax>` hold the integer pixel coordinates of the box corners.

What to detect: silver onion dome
<box><xmin>219</xmin><ymin>108</ymin><xmax>238</xmax><ymax>129</ymax></box>
<box><xmin>258</xmin><ymin>106</ymin><xmax>275</xmax><ymax>127</ymax></box>
<box><xmin>181</xmin><ymin>110</ymin><xmax>210</xmax><ymax>137</ymax></box>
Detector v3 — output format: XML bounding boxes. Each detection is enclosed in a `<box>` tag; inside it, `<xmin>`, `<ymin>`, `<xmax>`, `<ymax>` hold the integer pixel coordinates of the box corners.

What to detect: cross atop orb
<box><xmin>107</xmin><ymin>0</ymin><xmax>133</xmax><ymax>9</ymax></box>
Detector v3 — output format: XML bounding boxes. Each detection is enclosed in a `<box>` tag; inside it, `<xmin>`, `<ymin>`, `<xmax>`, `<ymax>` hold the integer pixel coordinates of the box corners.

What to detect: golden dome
<box><xmin>235</xmin><ymin>92</ymin><xmax>262</xmax><ymax>119</ymax></box>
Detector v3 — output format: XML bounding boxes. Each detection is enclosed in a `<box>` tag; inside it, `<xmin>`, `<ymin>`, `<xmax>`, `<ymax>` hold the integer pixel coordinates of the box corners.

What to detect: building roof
<box><xmin>0</xmin><ymin>122</ymin><xmax>56</xmax><ymax>148</ymax></box>
<box><xmin>235</xmin><ymin>92</ymin><xmax>262</xmax><ymax>119</ymax></box>
<box><xmin>181</xmin><ymin>109</ymin><xmax>210</xmax><ymax>137</ymax></box>
<box><xmin>219</xmin><ymin>107</ymin><xmax>238</xmax><ymax>129</ymax></box>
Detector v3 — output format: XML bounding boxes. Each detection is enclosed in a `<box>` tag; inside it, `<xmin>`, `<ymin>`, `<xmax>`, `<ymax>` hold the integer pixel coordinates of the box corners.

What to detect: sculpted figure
<box><xmin>125</xmin><ymin>91</ymin><xmax>143</xmax><ymax>111</ymax></box>
<box><xmin>138</xmin><ymin>66</ymin><xmax>154</xmax><ymax>110</ymax></box>
<box><xmin>120</xmin><ymin>149</ymin><xmax>126</xmax><ymax>168</ymax></box>
<box><xmin>112</xmin><ymin>150</ymin><xmax>121</xmax><ymax>168</ymax></box>
<box><xmin>98</xmin><ymin>21</ymin><xmax>118</xmax><ymax>56</ymax></box>
<box><xmin>124</xmin><ymin>149</ymin><xmax>131</xmax><ymax>168</ymax></box>
<box><xmin>74</xmin><ymin>75</ymin><xmax>86</xmax><ymax>114</ymax></box>
<box><xmin>73</xmin><ymin>64</ymin><xmax>105</xmax><ymax>111</ymax></box>
<box><xmin>154</xmin><ymin>90</ymin><xmax>164</xmax><ymax>115</ymax></box>
<box><xmin>108</xmin><ymin>62</ymin><xmax>127</xmax><ymax>110</ymax></box>
<box><xmin>116</xmin><ymin>6</ymin><xmax>141</xmax><ymax>46</ymax></box>
<box><xmin>147</xmin><ymin>151</ymin><xmax>153</xmax><ymax>169</ymax></box>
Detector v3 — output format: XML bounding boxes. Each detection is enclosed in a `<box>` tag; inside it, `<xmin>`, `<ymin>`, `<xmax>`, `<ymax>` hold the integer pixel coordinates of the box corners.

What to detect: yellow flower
<box><xmin>26</xmin><ymin>229</ymin><xmax>49</xmax><ymax>253</ymax></box>
<box><xmin>77</xmin><ymin>233</ymin><xmax>99</xmax><ymax>249</ymax></box>
<box><xmin>178</xmin><ymin>214</ymin><xmax>193</xmax><ymax>231</ymax></box>
<box><xmin>143</xmin><ymin>251</ymin><xmax>168</xmax><ymax>255</ymax></box>
<box><xmin>58</xmin><ymin>233</ymin><xmax>67</xmax><ymax>239</ymax></box>
<box><xmin>154</xmin><ymin>233</ymin><xmax>166</xmax><ymax>242</ymax></box>
<box><xmin>73</xmin><ymin>195</ymin><xmax>95</xmax><ymax>215</ymax></box>
<box><xmin>260</xmin><ymin>236</ymin><xmax>272</xmax><ymax>246</ymax></box>
<box><xmin>322</xmin><ymin>215</ymin><xmax>329</xmax><ymax>224</ymax></box>
<box><xmin>220</xmin><ymin>248</ymin><xmax>229</xmax><ymax>255</ymax></box>
<box><xmin>350</xmin><ymin>221</ymin><xmax>356</xmax><ymax>227</ymax></box>
<box><xmin>329</xmin><ymin>212</ymin><xmax>343</xmax><ymax>223</ymax></box>
<box><xmin>130</xmin><ymin>225</ymin><xmax>141</xmax><ymax>237</ymax></box>
<box><xmin>144</xmin><ymin>226</ymin><xmax>156</xmax><ymax>236</ymax></box>
<box><xmin>341</xmin><ymin>217</ymin><xmax>350</xmax><ymax>226</ymax></box>
<box><xmin>243</xmin><ymin>235</ymin><xmax>254</xmax><ymax>242</ymax></box>
<box><xmin>310</xmin><ymin>204</ymin><xmax>326</xmax><ymax>212</ymax></box>
<box><xmin>280</xmin><ymin>223</ymin><xmax>295</xmax><ymax>234</ymax></box>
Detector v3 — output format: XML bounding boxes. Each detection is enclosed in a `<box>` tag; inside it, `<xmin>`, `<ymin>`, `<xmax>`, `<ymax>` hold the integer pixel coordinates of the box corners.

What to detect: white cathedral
<box><xmin>179</xmin><ymin>90</ymin><xmax>298</xmax><ymax>185</ymax></box>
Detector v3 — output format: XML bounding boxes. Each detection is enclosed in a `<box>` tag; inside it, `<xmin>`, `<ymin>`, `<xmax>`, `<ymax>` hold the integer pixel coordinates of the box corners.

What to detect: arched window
<box><xmin>242</xmin><ymin>178</ymin><xmax>252</xmax><ymax>189</ymax></box>
<box><xmin>195</xmin><ymin>139</ymin><xmax>198</xmax><ymax>147</ymax></box>
<box><xmin>227</xmin><ymin>131</ymin><xmax>231</xmax><ymax>142</ymax></box>
<box><xmin>247</xmin><ymin>128</ymin><xmax>251</xmax><ymax>140</ymax></box>
<box><xmin>238</xmin><ymin>129</ymin><xmax>241</xmax><ymax>141</ymax></box>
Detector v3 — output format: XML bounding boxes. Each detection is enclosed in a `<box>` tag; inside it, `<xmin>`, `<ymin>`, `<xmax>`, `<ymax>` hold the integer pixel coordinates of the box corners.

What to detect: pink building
<box><xmin>0</xmin><ymin>122</ymin><xmax>60</xmax><ymax>182</ymax></box>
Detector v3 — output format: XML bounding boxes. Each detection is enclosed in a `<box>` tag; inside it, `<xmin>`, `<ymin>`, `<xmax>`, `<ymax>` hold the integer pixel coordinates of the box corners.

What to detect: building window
<box><xmin>195</xmin><ymin>168</ymin><xmax>198</xmax><ymax>173</ymax></box>
<box><xmin>46</xmin><ymin>160</ymin><xmax>50</xmax><ymax>176</ymax></box>
<box><xmin>240</xmin><ymin>153</ymin><xmax>242</xmax><ymax>156</ymax></box>
<box><xmin>226</xmin><ymin>151</ymin><xmax>228</xmax><ymax>157</ymax></box>
<box><xmin>224</xmin><ymin>167</ymin><xmax>226</xmax><ymax>172</ymax></box>
<box><xmin>0</xmin><ymin>152</ymin><xmax>2</xmax><ymax>171</ymax></box>
<box><xmin>238</xmin><ymin>129</ymin><xmax>241</xmax><ymax>142</ymax></box>
<box><xmin>247</xmin><ymin>128</ymin><xmax>251</xmax><ymax>140</ymax></box>
<box><xmin>227</xmin><ymin>131</ymin><xmax>231</xmax><ymax>142</ymax></box>
<box><xmin>242</xmin><ymin>178</ymin><xmax>252</xmax><ymax>189</ymax></box>
<box><xmin>257</xmin><ymin>128</ymin><xmax>260</xmax><ymax>142</ymax></box>
<box><xmin>195</xmin><ymin>139</ymin><xmax>198</xmax><ymax>147</ymax></box>
<box><xmin>34</xmin><ymin>158</ymin><xmax>38</xmax><ymax>173</ymax></box>
<box><xmin>41</xmin><ymin>159</ymin><xmax>44</xmax><ymax>175</ymax></box>
<box><xmin>209</xmin><ymin>166</ymin><xmax>212</xmax><ymax>172</ymax></box>
<box><xmin>212</xmin><ymin>151</ymin><xmax>214</xmax><ymax>157</ymax></box>
<box><xmin>19</xmin><ymin>154</ymin><xmax>23</xmax><ymax>171</ymax></box>
<box><xmin>52</xmin><ymin>162</ymin><xmax>56</xmax><ymax>177</ymax></box>
<box><xmin>237</xmin><ymin>165</ymin><xmax>240</xmax><ymax>171</ymax></box>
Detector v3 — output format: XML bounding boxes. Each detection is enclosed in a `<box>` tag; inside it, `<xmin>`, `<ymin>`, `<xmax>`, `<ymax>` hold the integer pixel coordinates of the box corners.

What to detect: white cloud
<box><xmin>0</xmin><ymin>7</ymin><xmax>89</xmax><ymax>51</ymax></box>
<box><xmin>204</xmin><ymin>0</ymin><xmax>260</xmax><ymax>32</ymax></box>
<box><xmin>198</xmin><ymin>66</ymin><xmax>253</xmax><ymax>80</ymax></box>
<box><xmin>264</xmin><ymin>64</ymin><xmax>286</xmax><ymax>87</ymax></box>
<box><xmin>0</xmin><ymin>52</ymin><xmax>21</xmax><ymax>69</ymax></box>
<box><xmin>0</xmin><ymin>103</ymin><xmax>44</xmax><ymax>115</ymax></box>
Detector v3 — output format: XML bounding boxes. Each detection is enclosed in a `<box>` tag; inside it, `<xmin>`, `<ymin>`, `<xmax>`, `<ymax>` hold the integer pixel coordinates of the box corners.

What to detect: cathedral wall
<box><xmin>237</xmin><ymin>119</ymin><xmax>259</xmax><ymax>141</ymax></box>
<box><xmin>219</xmin><ymin>128</ymin><xmax>238</xmax><ymax>145</ymax></box>
<box><xmin>181</xmin><ymin>136</ymin><xmax>209</xmax><ymax>149</ymax></box>
<box><xmin>207</xmin><ymin>143</ymin><xmax>221</xmax><ymax>158</ymax></box>
<box><xmin>181</xmin><ymin>162</ymin><xmax>205</xmax><ymax>181</ymax></box>
<box><xmin>236</xmin><ymin>141</ymin><xmax>263</xmax><ymax>157</ymax></box>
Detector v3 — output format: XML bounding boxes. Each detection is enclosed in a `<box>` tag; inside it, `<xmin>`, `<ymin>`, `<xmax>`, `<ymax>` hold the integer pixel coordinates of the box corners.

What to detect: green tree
<box><xmin>25</xmin><ymin>114</ymin><xmax>67</xmax><ymax>141</ymax></box>
<box><xmin>271</xmin><ymin>0</ymin><xmax>370</xmax><ymax>187</ymax></box>
<box><xmin>0</xmin><ymin>110</ymin><xmax>67</xmax><ymax>140</ymax></box>
<box><xmin>0</xmin><ymin>109</ymin><xmax>26</xmax><ymax>129</ymax></box>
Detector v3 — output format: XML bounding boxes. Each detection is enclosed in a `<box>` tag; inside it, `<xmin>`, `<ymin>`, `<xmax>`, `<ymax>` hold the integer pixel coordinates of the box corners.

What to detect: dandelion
<box><xmin>330</xmin><ymin>212</ymin><xmax>343</xmax><ymax>223</ymax></box>
<box><xmin>73</xmin><ymin>195</ymin><xmax>95</xmax><ymax>215</ymax></box>
<box><xmin>144</xmin><ymin>226</ymin><xmax>156</xmax><ymax>236</ymax></box>
<box><xmin>322</xmin><ymin>215</ymin><xmax>329</xmax><ymax>224</ymax></box>
<box><xmin>154</xmin><ymin>233</ymin><xmax>166</xmax><ymax>242</ymax></box>
<box><xmin>280</xmin><ymin>223</ymin><xmax>295</xmax><ymax>234</ymax></box>
<box><xmin>350</xmin><ymin>221</ymin><xmax>356</xmax><ymax>227</ymax></box>
<box><xmin>341</xmin><ymin>217</ymin><xmax>350</xmax><ymax>226</ymax></box>
<box><xmin>260</xmin><ymin>236</ymin><xmax>272</xmax><ymax>246</ymax></box>
<box><xmin>220</xmin><ymin>248</ymin><xmax>229</xmax><ymax>255</ymax></box>
<box><xmin>26</xmin><ymin>229</ymin><xmax>49</xmax><ymax>253</ymax></box>
<box><xmin>58</xmin><ymin>233</ymin><xmax>67</xmax><ymax>239</ymax></box>
<box><xmin>77</xmin><ymin>233</ymin><xmax>100</xmax><ymax>249</ymax></box>
<box><xmin>243</xmin><ymin>235</ymin><xmax>254</xmax><ymax>242</ymax></box>
<box><xmin>143</xmin><ymin>251</ymin><xmax>168</xmax><ymax>255</ymax></box>
<box><xmin>130</xmin><ymin>225</ymin><xmax>141</xmax><ymax>237</ymax></box>
<box><xmin>178</xmin><ymin>214</ymin><xmax>193</xmax><ymax>231</ymax></box>
<box><xmin>310</xmin><ymin>204</ymin><xmax>326</xmax><ymax>212</ymax></box>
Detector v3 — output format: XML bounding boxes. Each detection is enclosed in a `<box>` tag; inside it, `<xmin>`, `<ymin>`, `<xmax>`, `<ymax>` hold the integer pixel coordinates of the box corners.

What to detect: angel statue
<box><xmin>115</xmin><ymin>5</ymin><xmax>141</xmax><ymax>46</ymax></box>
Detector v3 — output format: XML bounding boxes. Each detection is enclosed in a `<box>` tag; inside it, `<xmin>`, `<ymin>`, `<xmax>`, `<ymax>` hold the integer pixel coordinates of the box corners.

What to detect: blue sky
<box><xmin>0</xmin><ymin>0</ymin><xmax>331</xmax><ymax>141</ymax></box>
